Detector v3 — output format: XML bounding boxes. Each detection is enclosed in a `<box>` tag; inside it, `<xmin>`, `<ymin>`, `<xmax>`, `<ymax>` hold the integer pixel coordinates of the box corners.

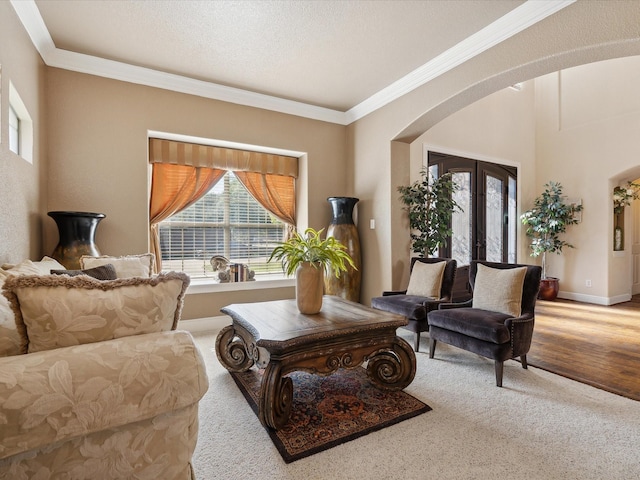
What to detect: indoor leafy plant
<box><xmin>398</xmin><ymin>169</ymin><xmax>461</xmax><ymax>256</ymax></box>
<box><xmin>268</xmin><ymin>227</ymin><xmax>355</xmax><ymax>314</ymax></box>
<box><xmin>520</xmin><ymin>181</ymin><xmax>583</xmax><ymax>300</ymax></box>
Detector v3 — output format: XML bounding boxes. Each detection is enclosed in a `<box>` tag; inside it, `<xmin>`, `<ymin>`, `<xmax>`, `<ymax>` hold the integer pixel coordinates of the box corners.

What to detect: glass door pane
<box><xmin>485</xmin><ymin>175</ymin><xmax>504</xmax><ymax>262</ymax></box>
<box><xmin>451</xmin><ymin>171</ymin><xmax>472</xmax><ymax>266</ymax></box>
<box><xmin>508</xmin><ymin>176</ymin><xmax>517</xmax><ymax>263</ymax></box>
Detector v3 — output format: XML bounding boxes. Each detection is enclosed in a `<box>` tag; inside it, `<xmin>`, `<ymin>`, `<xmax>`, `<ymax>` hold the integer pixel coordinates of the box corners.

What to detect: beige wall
<box><xmin>406</xmin><ymin>56</ymin><xmax>640</xmax><ymax>305</ymax></box>
<box><xmin>5</xmin><ymin>0</ymin><xmax>640</xmax><ymax>317</ymax></box>
<box><xmin>535</xmin><ymin>57</ymin><xmax>640</xmax><ymax>303</ymax></box>
<box><xmin>350</xmin><ymin>1</ymin><xmax>640</xmax><ymax>306</ymax></box>
<box><xmin>0</xmin><ymin>2</ymin><xmax>46</xmax><ymax>264</ymax></box>
<box><xmin>411</xmin><ymin>80</ymin><xmax>536</xmax><ymax>279</ymax></box>
<box><xmin>44</xmin><ymin>69</ymin><xmax>347</xmax><ymax>318</ymax></box>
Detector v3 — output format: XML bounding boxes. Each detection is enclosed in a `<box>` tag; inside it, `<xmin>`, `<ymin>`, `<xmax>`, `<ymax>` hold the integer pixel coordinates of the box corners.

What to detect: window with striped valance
<box><xmin>148</xmin><ymin>137</ymin><xmax>298</xmax><ymax>275</ymax></box>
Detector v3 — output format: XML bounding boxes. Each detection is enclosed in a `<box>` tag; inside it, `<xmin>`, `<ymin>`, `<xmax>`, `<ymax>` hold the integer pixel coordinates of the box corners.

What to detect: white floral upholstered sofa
<box><xmin>0</xmin><ymin>255</ymin><xmax>209</xmax><ymax>480</ymax></box>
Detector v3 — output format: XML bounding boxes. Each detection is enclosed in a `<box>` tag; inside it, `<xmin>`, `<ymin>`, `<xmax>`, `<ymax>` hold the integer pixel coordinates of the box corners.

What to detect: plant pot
<box><xmin>538</xmin><ymin>277</ymin><xmax>560</xmax><ymax>301</ymax></box>
<box><xmin>295</xmin><ymin>262</ymin><xmax>324</xmax><ymax>314</ymax></box>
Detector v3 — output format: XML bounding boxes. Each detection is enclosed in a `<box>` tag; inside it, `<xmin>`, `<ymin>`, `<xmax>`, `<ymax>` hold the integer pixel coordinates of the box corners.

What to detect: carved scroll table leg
<box><xmin>215</xmin><ymin>325</ymin><xmax>255</xmax><ymax>372</ymax></box>
<box><xmin>366</xmin><ymin>336</ymin><xmax>416</xmax><ymax>391</ymax></box>
<box><xmin>259</xmin><ymin>362</ymin><xmax>293</xmax><ymax>430</ymax></box>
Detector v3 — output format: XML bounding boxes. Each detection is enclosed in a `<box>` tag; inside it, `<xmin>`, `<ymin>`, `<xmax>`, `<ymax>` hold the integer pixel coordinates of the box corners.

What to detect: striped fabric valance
<box><xmin>149</xmin><ymin>138</ymin><xmax>298</xmax><ymax>178</ymax></box>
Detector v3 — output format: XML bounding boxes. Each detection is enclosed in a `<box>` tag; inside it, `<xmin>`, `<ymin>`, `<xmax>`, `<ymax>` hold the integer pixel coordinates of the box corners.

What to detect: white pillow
<box><xmin>35</xmin><ymin>256</ymin><xmax>67</xmax><ymax>274</ymax></box>
<box><xmin>80</xmin><ymin>253</ymin><xmax>155</xmax><ymax>278</ymax></box>
<box><xmin>0</xmin><ymin>257</ymin><xmax>65</xmax><ymax>277</ymax></box>
<box><xmin>472</xmin><ymin>264</ymin><xmax>527</xmax><ymax>317</ymax></box>
<box><xmin>405</xmin><ymin>261</ymin><xmax>446</xmax><ymax>298</ymax></box>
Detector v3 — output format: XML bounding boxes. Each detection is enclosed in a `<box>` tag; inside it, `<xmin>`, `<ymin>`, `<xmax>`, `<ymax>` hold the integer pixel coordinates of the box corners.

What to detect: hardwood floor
<box><xmin>527</xmin><ymin>296</ymin><xmax>640</xmax><ymax>401</ymax></box>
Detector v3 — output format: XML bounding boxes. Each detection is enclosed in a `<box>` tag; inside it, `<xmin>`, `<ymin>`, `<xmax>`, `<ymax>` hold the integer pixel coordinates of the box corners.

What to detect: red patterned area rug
<box><xmin>231</xmin><ymin>367</ymin><xmax>431</xmax><ymax>463</ymax></box>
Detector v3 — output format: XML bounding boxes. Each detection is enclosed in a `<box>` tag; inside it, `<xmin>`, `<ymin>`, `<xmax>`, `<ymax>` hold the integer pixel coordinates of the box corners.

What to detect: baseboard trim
<box><xmin>178</xmin><ymin>315</ymin><xmax>230</xmax><ymax>333</ymax></box>
<box><xmin>558</xmin><ymin>291</ymin><xmax>631</xmax><ymax>306</ymax></box>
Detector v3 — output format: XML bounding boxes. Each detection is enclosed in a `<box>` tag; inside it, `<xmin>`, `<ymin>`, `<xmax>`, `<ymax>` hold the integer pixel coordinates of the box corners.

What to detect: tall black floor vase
<box><xmin>324</xmin><ymin>197</ymin><xmax>362</xmax><ymax>302</ymax></box>
<box><xmin>48</xmin><ymin>211</ymin><xmax>105</xmax><ymax>269</ymax></box>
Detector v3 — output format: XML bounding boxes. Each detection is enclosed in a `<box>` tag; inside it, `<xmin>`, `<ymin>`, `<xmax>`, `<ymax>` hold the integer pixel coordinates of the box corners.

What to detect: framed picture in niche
<box><xmin>566</xmin><ymin>197</ymin><xmax>582</xmax><ymax>223</ymax></box>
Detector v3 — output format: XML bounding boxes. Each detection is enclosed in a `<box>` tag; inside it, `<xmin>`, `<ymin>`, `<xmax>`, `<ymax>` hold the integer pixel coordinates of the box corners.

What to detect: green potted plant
<box><xmin>520</xmin><ymin>181</ymin><xmax>583</xmax><ymax>300</ymax></box>
<box><xmin>398</xmin><ymin>169</ymin><xmax>461</xmax><ymax>256</ymax></box>
<box><xmin>268</xmin><ymin>227</ymin><xmax>355</xmax><ymax>314</ymax></box>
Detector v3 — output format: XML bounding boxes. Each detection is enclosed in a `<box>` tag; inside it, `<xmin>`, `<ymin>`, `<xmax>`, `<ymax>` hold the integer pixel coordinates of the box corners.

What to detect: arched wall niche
<box><xmin>610</xmin><ymin>168</ymin><xmax>640</xmax><ymax>301</ymax></box>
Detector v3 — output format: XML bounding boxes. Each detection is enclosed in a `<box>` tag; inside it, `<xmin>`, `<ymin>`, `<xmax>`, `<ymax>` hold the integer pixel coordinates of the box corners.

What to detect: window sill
<box><xmin>186</xmin><ymin>277</ymin><xmax>295</xmax><ymax>295</ymax></box>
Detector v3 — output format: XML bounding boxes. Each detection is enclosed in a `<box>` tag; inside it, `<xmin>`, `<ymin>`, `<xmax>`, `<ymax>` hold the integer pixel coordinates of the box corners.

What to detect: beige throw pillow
<box><xmin>472</xmin><ymin>264</ymin><xmax>527</xmax><ymax>317</ymax></box>
<box><xmin>80</xmin><ymin>253</ymin><xmax>155</xmax><ymax>278</ymax></box>
<box><xmin>3</xmin><ymin>271</ymin><xmax>189</xmax><ymax>353</ymax></box>
<box><xmin>405</xmin><ymin>261</ymin><xmax>446</xmax><ymax>298</ymax></box>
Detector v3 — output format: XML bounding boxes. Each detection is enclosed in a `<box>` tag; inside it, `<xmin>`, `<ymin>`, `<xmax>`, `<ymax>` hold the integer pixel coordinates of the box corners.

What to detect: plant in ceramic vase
<box><xmin>397</xmin><ymin>169</ymin><xmax>462</xmax><ymax>256</ymax></box>
<box><xmin>613</xmin><ymin>181</ymin><xmax>640</xmax><ymax>214</ymax></box>
<box><xmin>612</xmin><ymin>181</ymin><xmax>640</xmax><ymax>251</ymax></box>
<box><xmin>520</xmin><ymin>181</ymin><xmax>583</xmax><ymax>300</ymax></box>
<box><xmin>268</xmin><ymin>228</ymin><xmax>356</xmax><ymax>314</ymax></box>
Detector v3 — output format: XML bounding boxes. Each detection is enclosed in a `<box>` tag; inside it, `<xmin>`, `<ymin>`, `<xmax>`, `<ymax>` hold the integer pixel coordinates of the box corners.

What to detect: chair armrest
<box><xmin>505</xmin><ymin>314</ymin><xmax>535</xmax><ymax>356</ymax></box>
<box><xmin>423</xmin><ymin>298</ymin><xmax>448</xmax><ymax>312</ymax></box>
<box><xmin>382</xmin><ymin>290</ymin><xmax>407</xmax><ymax>296</ymax></box>
<box><xmin>0</xmin><ymin>330</ymin><xmax>208</xmax><ymax>460</ymax></box>
<box><xmin>437</xmin><ymin>299</ymin><xmax>473</xmax><ymax>310</ymax></box>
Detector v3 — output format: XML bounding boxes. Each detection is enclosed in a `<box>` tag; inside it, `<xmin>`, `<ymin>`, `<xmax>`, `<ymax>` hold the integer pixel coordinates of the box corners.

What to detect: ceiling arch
<box><xmin>394</xmin><ymin>40</ymin><xmax>640</xmax><ymax>144</ymax></box>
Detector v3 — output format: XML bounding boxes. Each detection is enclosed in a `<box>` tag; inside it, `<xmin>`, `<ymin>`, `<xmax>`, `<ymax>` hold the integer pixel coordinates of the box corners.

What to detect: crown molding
<box><xmin>11</xmin><ymin>0</ymin><xmax>574</xmax><ymax>126</ymax></box>
<box><xmin>344</xmin><ymin>0</ymin><xmax>576</xmax><ymax>123</ymax></box>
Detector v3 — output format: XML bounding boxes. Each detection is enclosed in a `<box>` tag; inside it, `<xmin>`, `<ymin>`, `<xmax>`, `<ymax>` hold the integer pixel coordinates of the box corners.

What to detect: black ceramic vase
<box><xmin>324</xmin><ymin>197</ymin><xmax>362</xmax><ymax>302</ymax></box>
<box><xmin>48</xmin><ymin>211</ymin><xmax>105</xmax><ymax>269</ymax></box>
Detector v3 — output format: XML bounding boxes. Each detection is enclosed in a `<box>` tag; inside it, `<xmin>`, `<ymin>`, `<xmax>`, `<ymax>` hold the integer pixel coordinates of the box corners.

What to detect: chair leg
<box><xmin>521</xmin><ymin>354</ymin><xmax>528</xmax><ymax>369</ymax></box>
<box><xmin>414</xmin><ymin>332</ymin><xmax>420</xmax><ymax>352</ymax></box>
<box><xmin>429</xmin><ymin>338</ymin><xmax>436</xmax><ymax>358</ymax></box>
<box><xmin>495</xmin><ymin>361</ymin><xmax>504</xmax><ymax>387</ymax></box>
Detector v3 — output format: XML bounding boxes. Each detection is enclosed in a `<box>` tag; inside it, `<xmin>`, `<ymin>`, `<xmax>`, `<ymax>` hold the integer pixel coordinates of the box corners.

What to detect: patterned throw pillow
<box><xmin>405</xmin><ymin>261</ymin><xmax>446</xmax><ymax>298</ymax></box>
<box><xmin>472</xmin><ymin>264</ymin><xmax>527</xmax><ymax>317</ymax></box>
<box><xmin>3</xmin><ymin>271</ymin><xmax>190</xmax><ymax>353</ymax></box>
<box><xmin>80</xmin><ymin>253</ymin><xmax>155</xmax><ymax>278</ymax></box>
<box><xmin>50</xmin><ymin>263</ymin><xmax>118</xmax><ymax>280</ymax></box>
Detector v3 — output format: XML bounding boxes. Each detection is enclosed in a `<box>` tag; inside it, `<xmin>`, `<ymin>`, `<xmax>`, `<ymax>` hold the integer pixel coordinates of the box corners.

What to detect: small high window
<box><xmin>9</xmin><ymin>104</ymin><xmax>20</xmax><ymax>155</ymax></box>
<box><xmin>9</xmin><ymin>82</ymin><xmax>33</xmax><ymax>163</ymax></box>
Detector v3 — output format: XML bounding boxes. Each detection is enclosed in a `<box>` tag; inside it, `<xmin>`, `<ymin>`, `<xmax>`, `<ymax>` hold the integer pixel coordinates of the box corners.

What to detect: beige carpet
<box><xmin>191</xmin><ymin>330</ymin><xmax>640</xmax><ymax>479</ymax></box>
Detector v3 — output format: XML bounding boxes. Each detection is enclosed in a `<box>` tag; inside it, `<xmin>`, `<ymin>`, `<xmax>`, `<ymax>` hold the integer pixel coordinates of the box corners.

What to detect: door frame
<box><xmin>426</xmin><ymin>150</ymin><xmax>517</xmax><ymax>263</ymax></box>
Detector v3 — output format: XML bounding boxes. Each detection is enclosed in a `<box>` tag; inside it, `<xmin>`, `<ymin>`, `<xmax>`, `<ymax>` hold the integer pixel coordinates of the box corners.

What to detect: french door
<box><xmin>428</xmin><ymin>152</ymin><xmax>517</xmax><ymax>299</ymax></box>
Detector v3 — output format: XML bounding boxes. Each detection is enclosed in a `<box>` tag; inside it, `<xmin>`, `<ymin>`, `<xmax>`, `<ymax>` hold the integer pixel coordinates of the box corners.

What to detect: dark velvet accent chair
<box><xmin>371</xmin><ymin>257</ymin><xmax>457</xmax><ymax>352</ymax></box>
<box><xmin>427</xmin><ymin>260</ymin><xmax>542</xmax><ymax>387</ymax></box>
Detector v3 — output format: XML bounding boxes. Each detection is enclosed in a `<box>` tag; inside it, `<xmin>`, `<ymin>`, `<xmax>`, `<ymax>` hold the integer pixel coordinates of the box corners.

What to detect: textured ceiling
<box><xmin>34</xmin><ymin>0</ymin><xmax>525</xmax><ymax>111</ymax></box>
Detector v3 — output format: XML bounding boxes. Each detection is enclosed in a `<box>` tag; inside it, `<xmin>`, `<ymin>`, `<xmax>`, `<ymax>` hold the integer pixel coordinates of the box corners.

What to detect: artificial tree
<box><xmin>520</xmin><ymin>181</ymin><xmax>583</xmax><ymax>299</ymax></box>
<box><xmin>397</xmin><ymin>169</ymin><xmax>461</xmax><ymax>257</ymax></box>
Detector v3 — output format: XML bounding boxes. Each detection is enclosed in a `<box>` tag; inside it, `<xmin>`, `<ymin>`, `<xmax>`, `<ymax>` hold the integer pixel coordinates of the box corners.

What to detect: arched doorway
<box><xmin>356</xmin><ymin>2</ymin><xmax>640</xmax><ymax>304</ymax></box>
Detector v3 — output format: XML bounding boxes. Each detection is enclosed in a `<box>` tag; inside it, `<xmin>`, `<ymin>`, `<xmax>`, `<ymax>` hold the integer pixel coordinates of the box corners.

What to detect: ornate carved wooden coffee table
<box><xmin>216</xmin><ymin>295</ymin><xmax>416</xmax><ymax>430</ymax></box>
